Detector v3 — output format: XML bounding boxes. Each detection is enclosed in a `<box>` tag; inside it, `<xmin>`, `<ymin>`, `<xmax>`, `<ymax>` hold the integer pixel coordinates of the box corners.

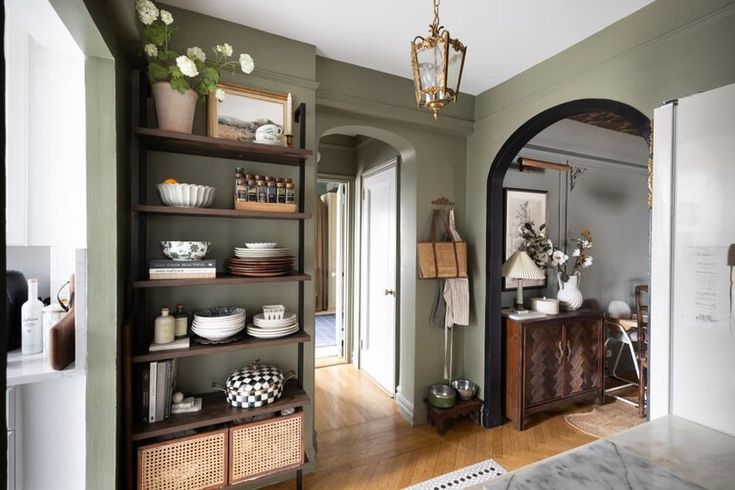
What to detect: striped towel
<box><xmin>444</xmin><ymin>278</ymin><xmax>470</xmax><ymax>327</ymax></box>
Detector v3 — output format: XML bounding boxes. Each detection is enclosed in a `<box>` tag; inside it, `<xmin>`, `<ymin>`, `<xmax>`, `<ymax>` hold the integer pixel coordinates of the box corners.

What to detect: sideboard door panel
<box><xmin>524</xmin><ymin>324</ymin><xmax>565</xmax><ymax>406</ymax></box>
<box><xmin>564</xmin><ymin>320</ymin><xmax>602</xmax><ymax>396</ymax></box>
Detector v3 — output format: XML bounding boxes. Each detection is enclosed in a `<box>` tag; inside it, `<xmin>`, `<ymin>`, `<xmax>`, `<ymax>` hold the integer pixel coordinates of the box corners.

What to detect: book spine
<box><xmin>164</xmin><ymin>360</ymin><xmax>171</xmax><ymax>419</ymax></box>
<box><xmin>149</xmin><ymin>259</ymin><xmax>216</xmax><ymax>269</ymax></box>
<box><xmin>148</xmin><ymin>267</ymin><xmax>216</xmax><ymax>274</ymax></box>
<box><xmin>155</xmin><ymin>361</ymin><xmax>166</xmax><ymax>422</ymax></box>
<box><xmin>148</xmin><ymin>362</ymin><xmax>157</xmax><ymax>423</ymax></box>
<box><xmin>141</xmin><ymin>365</ymin><xmax>150</xmax><ymax>423</ymax></box>
<box><xmin>149</xmin><ymin>272</ymin><xmax>217</xmax><ymax>280</ymax></box>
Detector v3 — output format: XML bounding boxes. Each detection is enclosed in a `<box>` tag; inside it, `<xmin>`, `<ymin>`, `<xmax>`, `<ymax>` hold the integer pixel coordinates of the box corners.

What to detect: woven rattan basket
<box><xmin>229</xmin><ymin>412</ymin><xmax>304</xmax><ymax>484</ymax></box>
<box><xmin>138</xmin><ymin>429</ymin><xmax>228</xmax><ymax>490</ymax></box>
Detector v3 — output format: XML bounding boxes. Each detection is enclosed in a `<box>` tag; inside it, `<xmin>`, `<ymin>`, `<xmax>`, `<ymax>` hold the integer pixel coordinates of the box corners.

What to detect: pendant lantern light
<box><xmin>410</xmin><ymin>0</ymin><xmax>467</xmax><ymax>120</ymax></box>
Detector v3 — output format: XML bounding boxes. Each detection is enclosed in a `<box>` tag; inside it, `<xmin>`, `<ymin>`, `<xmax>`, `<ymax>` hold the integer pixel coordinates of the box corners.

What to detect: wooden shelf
<box><xmin>134</xmin><ymin>204</ymin><xmax>310</xmax><ymax>220</ymax></box>
<box><xmin>131</xmin><ymin>382</ymin><xmax>310</xmax><ymax>441</ymax></box>
<box><xmin>132</xmin><ymin>272</ymin><xmax>310</xmax><ymax>289</ymax></box>
<box><xmin>133</xmin><ymin>331</ymin><xmax>311</xmax><ymax>363</ymax></box>
<box><xmin>134</xmin><ymin>127</ymin><xmax>312</xmax><ymax>165</ymax></box>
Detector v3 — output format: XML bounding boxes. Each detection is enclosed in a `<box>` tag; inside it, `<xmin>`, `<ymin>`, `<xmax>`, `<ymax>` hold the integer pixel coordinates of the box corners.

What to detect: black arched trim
<box><xmin>482</xmin><ymin>99</ymin><xmax>650</xmax><ymax>428</ymax></box>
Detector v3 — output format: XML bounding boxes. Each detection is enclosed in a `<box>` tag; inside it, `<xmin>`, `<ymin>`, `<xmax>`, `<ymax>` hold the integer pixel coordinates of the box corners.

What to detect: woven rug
<box><xmin>565</xmin><ymin>401</ymin><xmax>645</xmax><ymax>439</ymax></box>
<box><xmin>403</xmin><ymin>459</ymin><xmax>507</xmax><ymax>490</ymax></box>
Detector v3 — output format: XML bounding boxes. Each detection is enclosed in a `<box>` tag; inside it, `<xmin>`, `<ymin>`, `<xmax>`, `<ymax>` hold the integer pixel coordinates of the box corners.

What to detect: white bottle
<box><xmin>21</xmin><ymin>278</ymin><xmax>44</xmax><ymax>355</ymax></box>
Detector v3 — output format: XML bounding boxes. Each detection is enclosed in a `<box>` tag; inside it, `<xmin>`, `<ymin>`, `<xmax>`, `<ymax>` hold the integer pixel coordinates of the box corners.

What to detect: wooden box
<box><xmin>234</xmin><ymin>200</ymin><xmax>297</xmax><ymax>213</ymax></box>
<box><xmin>138</xmin><ymin>429</ymin><xmax>228</xmax><ymax>490</ymax></box>
<box><xmin>229</xmin><ymin>412</ymin><xmax>304</xmax><ymax>485</ymax></box>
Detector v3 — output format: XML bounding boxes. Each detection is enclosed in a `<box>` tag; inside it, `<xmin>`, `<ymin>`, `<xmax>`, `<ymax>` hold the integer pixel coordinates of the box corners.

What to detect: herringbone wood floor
<box><xmin>266</xmin><ymin>364</ymin><xmax>596</xmax><ymax>489</ymax></box>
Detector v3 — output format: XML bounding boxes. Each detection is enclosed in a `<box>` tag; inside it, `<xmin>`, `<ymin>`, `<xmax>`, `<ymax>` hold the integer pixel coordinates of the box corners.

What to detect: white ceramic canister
<box><xmin>532</xmin><ymin>297</ymin><xmax>560</xmax><ymax>315</ymax></box>
<box><xmin>41</xmin><ymin>303</ymin><xmax>66</xmax><ymax>357</ymax></box>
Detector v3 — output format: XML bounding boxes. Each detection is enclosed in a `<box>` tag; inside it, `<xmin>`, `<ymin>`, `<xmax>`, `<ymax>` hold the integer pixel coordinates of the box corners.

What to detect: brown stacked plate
<box><xmin>227</xmin><ymin>246</ymin><xmax>295</xmax><ymax>277</ymax></box>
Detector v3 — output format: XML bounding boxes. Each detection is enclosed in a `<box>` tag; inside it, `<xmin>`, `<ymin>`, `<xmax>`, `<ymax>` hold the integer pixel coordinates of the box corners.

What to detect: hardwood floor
<box><xmin>267</xmin><ymin>364</ymin><xmax>597</xmax><ymax>489</ymax></box>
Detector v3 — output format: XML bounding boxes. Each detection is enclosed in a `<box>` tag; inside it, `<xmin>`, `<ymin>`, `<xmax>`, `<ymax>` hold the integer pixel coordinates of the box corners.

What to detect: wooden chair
<box><xmin>635</xmin><ymin>285</ymin><xmax>649</xmax><ymax>417</ymax></box>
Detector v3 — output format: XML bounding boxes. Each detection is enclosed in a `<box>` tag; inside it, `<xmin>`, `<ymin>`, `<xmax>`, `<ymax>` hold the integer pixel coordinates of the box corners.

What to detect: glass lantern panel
<box><xmin>416</xmin><ymin>42</ymin><xmax>445</xmax><ymax>94</ymax></box>
<box><xmin>446</xmin><ymin>44</ymin><xmax>464</xmax><ymax>95</ymax></box>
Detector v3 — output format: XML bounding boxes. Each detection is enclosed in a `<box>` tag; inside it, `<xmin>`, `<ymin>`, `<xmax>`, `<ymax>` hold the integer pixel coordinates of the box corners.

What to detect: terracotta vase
<box><xmin>556</xmin><ymin>272</ymin><xmax>583</xmax><ymax>310</ymax></box>
<box><xmin>151</xmin><ymin>81</ymin><xmax>198</xmax><ymax>134</ymax></box>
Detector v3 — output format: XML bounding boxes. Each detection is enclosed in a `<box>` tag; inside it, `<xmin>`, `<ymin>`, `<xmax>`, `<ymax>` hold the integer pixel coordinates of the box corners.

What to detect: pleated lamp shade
<box><xmin>502</xmin><ymin>250</ymin><xmax>545</xmax><ymax>280</ymax></box>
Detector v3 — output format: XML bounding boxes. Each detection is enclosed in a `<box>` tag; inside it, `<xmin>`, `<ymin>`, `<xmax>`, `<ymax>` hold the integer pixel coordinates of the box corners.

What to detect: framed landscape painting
<box><xmin>207</xmin><ymin>83</ymin><xmax>288</xmax><ymax>145</ymax></box>
<box><xmin>503</xmin><ymin>188</ymin><xmax>548</xmax><ymax>290</ymax></box>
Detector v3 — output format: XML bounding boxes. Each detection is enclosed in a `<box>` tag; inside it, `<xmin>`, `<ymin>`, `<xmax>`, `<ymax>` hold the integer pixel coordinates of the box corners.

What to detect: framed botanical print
<box><xmin>503</xmin><ymin>188</ymin><xmax>548</xmax><ymax>290</ymax></box>
<box><xmin>207</xmin><ymin>82</ymin><xmax>288</xmax><ymax>145</ymax></box>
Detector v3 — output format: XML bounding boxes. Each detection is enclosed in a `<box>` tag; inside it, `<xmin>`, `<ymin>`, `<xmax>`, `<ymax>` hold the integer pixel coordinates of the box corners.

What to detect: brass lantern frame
<box><xmin>410</xmin><ymin>0</ymin><xmax>467</xmax><ymax>119</ymax></box>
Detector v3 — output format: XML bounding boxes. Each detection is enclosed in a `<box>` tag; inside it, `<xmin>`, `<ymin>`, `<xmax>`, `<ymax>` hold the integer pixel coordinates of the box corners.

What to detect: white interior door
<box><xmin>667</xmin><ymin>82</ymin><xmax>735</xmax><ymax>435</ymax></box>
<box><xmin>360</xmin><ymin>163</ymin><xmax>397</xmax><ymax>394</ymax></box>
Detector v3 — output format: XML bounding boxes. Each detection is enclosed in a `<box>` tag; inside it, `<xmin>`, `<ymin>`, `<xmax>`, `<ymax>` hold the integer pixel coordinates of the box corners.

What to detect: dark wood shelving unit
<box><xmin>134</xmin><ymin>127</ymin><xmax>312</xmax><ymax>165</ymax></box>
<box><xmin>132</xmin><ymin>272</ymin><xmax>311</xmax><ymax>289</ymax></box>
<box><xmin>131</xmin><ymin>383</ymin><xmax>310</xmax><ymax>441</ymax></box>
<box><xmin>132</xmin><ymin>331</ymin><xmax>311</xmax><ymax>363</ymax></box>
<box><xmin>134</xmin><ymin>204</ymin><xmax>311</xmax><ymax>220</ymax></box>
<box><xmin>122</xmin><ymin>72</ymin><xmax>311</xmax><ymax>489</ymax></box>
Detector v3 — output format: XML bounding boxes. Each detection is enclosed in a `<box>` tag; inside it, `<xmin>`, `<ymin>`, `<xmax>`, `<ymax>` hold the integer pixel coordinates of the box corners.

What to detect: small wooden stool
<box><xmin>425</xmin><ymin>398</ymin><xmax>482</xmax><ymax>435</ymax></box>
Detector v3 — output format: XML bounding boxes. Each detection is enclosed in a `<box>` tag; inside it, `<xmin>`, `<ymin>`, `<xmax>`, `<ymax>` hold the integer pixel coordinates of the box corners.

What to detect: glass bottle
<box><xmin>276</xmin><ymin>182</ymin><xmax>286</xmax><ymax>203</ymax></box>
<box><xmin>235</xmin><ymin>177</ymin><xmax>247</xmax><ymax>202</ymax></box>
<box><xmin>21</xmin><ymin>278</ymin><xmax>43</xmax><ymax>355</ymax></box>
<box><xmin>174</xmin><ymin>304</ymin><xmax>189</xmax><ymax>339</ymax></box>
<box><xmin>247</xmin><ymin>179</ymin><xmax>258</xmax><ymax>202</ymax></box>
<box><xmin>267</xmin><ymin>181</ymin><xmax>277</xmax><ymax>203</ymax></box>
<box><xmin>285</xmin><ymin>183</ymin><xmax>295</xmax><ymax>204</ymax></box>
<box><xmin>257</xmin><ymin>180</ymin><xmax>267</xmax><ymax>203</ymax></box>
<box><xmin>153</xmin><ymin>307</ymin><xmax>175</xmax><ymax>344</ymax></box>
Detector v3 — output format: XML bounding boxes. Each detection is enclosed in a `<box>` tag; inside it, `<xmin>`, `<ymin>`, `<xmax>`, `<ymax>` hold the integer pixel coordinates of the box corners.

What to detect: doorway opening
<box><xmin>483</xmin><ymin>99</ymin><xmax>651</xmax><ymax>431</ymax></box>
<box><xmin>316</xmin><ymin>178</ymin><xmax>349</xmax><ymax>361</ymax></box>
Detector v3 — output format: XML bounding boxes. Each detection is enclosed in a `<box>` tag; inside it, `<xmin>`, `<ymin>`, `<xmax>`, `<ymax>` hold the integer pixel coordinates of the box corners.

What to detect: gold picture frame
<box><xmin>207</xmin><ymin>83</ymin><xmax>289</xmax><ymax>146</ymax></box>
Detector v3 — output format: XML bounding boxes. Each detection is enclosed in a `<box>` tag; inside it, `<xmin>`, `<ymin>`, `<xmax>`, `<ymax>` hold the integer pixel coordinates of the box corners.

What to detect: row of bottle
<box><xmin>234</xmin><ymin>168</ymin><xmax>295</xmax><ymax>204</ymax></box>
<box><xmin>153</xmin><ymin>305</ymin><xmax>189</xmax><ymax>345</ymax></box>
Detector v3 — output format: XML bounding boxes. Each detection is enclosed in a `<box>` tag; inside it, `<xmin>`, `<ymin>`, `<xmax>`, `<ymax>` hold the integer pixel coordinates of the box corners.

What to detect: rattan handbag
<box><xmin>417</xmin><ymin>209</ymin><xmax>468</xmax><ymax>279</ymax></box>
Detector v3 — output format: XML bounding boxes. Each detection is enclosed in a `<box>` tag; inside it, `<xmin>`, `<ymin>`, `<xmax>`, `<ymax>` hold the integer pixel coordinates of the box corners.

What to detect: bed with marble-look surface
<box><xmin>471</xmin><ymin>416</ymin><xmax>735</xmax><ymax>489</ymax></box>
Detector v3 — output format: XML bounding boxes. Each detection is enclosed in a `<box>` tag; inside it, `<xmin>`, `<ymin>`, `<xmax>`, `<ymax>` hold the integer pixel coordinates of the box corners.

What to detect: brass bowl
<box><xmin>428</xmin><ymin>384</ymin><xmax>457</xmax><ymax>409</ymax></box>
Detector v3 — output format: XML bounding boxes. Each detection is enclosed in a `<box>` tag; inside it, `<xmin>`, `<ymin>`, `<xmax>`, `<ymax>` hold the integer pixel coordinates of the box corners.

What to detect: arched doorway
<box><xmin>483</xmin><ymin>99</ymin><xmax>651</xmax><ymax>428</ymax></box>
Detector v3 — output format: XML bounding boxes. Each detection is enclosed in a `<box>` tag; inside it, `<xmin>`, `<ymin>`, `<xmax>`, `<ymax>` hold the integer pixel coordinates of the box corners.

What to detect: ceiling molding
<box><xmin>316</xmin><ymin>89</ymin><xmax>475</xmax><ymax>137</ymax></box>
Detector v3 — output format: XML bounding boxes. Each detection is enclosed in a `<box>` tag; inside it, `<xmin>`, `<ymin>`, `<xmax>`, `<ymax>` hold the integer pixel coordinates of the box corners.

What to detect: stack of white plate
<box><xmin>233</xmin><ymin>247</ymin><xmax>291</xmax><ymax>258</ymax></box>
<box><xmin>247</xmin><ymin>312</ymin><xmax>299</xmax><ymax>339</ymax></box>
<box><xmin>192</xmin><ymin>306</ymin><xmax>246</xmax><ymax>341</ymax></box>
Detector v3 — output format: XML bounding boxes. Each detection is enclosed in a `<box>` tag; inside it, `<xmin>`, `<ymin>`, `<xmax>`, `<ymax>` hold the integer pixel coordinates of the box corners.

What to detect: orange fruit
<box><xmin>163</xmin><ymin>178</ymin><xmax>178</xmax><ymax>184</ymax></box>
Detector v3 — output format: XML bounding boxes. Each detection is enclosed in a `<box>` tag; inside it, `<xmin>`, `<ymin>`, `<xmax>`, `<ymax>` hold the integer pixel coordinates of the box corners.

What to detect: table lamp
<box><xmin>502</xmin><ymin>250</ymin><xmax>546</xmax><ymax>313</ymax></box>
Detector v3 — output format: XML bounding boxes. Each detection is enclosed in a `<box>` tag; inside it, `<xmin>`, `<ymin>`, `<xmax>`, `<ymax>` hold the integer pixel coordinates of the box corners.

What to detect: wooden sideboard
<box><xmin>504</xmin><ymin>309</ymin><xmax>605</xmax><ymax>430</ymax></box>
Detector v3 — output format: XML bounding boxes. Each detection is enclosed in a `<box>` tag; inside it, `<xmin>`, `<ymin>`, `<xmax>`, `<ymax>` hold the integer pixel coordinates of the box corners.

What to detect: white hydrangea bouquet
<box><xmin>136</xmin><ymin>0</ymin><xmax>254</xmax><ymax>99</ymax></box>
<box><xmin>520</xmin><ymin>223</ymin><xmax>594</xmax><ymax>282</ymax></box>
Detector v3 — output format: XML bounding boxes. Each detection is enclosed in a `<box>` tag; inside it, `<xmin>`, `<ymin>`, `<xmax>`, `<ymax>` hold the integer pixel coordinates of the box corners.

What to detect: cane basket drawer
<box><xmin>229</xmin><ymin>412</ymin><xmax>304</xmax><ymax>484</ymax></box>
<box><xmin>138</xmin><ymin>429</ymin><xmax>227</xmax><ymax>490</ymax></box>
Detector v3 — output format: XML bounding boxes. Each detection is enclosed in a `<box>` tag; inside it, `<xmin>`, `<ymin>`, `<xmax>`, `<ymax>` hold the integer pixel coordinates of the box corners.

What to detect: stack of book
<box><xmin>149</xmin><ymin>259</ymin><xmax>216</xmax><ymax>280</ymax></box>
<box><xmin>141</xmin><ymin>359</ymin><xmax>178</xmax><ymax>423</ymax></box>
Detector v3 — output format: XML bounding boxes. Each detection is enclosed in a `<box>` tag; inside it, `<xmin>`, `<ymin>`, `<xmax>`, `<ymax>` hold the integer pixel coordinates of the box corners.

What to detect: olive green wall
<box><xmin>318</xmin><ymin>135</ymin><xmax>357</xmax><ymax>177</ymax></box>
<box><xmin>463</xmin><ymin>0</ymin><xmax>735</xmax><ymax>400</ymax></box>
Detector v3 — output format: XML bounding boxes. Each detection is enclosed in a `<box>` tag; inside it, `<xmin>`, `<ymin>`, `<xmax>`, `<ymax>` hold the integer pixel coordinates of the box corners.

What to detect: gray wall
<box><xmin>318</xmin><ymin>134</ymin><xmax>357</xmax><ymax>177</ymax></box>
<box><xmin>463</xmin><ymin>0</ymin><xmax>735</xmax><ymax>402</ymax></box>
<box><xmin>502</xmin><ymin>119</ymin><xmax>649</xmax><ymax>311</ymax></box>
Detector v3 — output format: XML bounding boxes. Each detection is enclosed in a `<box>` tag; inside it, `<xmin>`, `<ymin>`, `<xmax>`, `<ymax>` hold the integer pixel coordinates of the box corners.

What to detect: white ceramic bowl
<box><xmin>192</xmin><ymin>325</ymin><xmax>244</xmax><ymax>341</ymax></box>
<box><xmin>156</xmin><ymin>183</ymin><xmax>216</xmax><ymax>208</ymax></box>
<box><xmin>161</xmin><ymin>241</ymin><xmax>211</xmax><ymax>261</ymax></box>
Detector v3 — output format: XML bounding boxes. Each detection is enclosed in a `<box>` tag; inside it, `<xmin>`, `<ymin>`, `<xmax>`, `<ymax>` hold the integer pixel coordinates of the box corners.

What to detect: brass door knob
<box><xmin>384</xmin><ymin>289</ymin><xmax>395</xmax><ymax>296</ymax></box>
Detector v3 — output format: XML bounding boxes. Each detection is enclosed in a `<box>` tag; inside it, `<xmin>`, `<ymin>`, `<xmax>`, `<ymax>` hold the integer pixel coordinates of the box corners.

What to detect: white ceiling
<box><xmin>163</xmin><ymin>0</ymin><xmax>654</xmax><ymax>95</ymax></box>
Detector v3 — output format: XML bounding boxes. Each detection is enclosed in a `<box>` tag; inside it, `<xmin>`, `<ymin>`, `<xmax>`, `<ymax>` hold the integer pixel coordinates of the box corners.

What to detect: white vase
<box><xmin>556</xmin><ymin>272</ymin><xmax>583</xmax><ymax>311</ymax></box>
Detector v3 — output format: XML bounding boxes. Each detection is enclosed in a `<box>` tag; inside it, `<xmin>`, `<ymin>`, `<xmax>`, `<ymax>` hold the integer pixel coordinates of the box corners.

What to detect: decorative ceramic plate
<box><xmin>245</xmin><ymin>242</ymin><xmax>278</xmax><ymax>249</ymax></box>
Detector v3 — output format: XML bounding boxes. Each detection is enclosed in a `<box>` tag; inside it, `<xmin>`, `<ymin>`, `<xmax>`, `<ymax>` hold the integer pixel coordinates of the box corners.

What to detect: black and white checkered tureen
<box><xmin>222</xmin><ymin>363</ymin><xmax>294</xmax><ymax>409</ymax></box>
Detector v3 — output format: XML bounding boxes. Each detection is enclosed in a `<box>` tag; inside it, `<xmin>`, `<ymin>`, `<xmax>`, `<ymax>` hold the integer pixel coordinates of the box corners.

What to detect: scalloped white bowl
<box><xmin>156</xmin><ymin>183</ymin><xmax>216</xmax><ymax>208</ymax></box>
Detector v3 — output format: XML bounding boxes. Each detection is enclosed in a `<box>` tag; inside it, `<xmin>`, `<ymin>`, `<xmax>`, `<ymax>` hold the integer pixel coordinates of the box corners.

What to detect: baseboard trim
<box><xmin>396</xmin><ymin>391</ymin><xmax>415</xmax><ymax>425</ymax></box>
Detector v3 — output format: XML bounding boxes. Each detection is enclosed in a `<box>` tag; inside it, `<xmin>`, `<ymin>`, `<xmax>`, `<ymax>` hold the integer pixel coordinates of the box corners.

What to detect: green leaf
<box><xmin>168</xmin><ymin>65</ymin><xmax>183</xmax><ymax>78</ymax></box>
<box><xmin>170</xmin><ymin>77</ymin><xmax>190</xmax><ymax>93</ymax></box>
<box><xmin>147</xmin><ymin>63</ymin><xmax>169</xmax><ymax>83</ymax></box>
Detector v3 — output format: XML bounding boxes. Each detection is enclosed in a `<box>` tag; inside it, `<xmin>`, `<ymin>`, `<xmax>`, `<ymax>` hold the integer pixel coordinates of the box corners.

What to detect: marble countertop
<box><xmin>473</xmin><ymin>416</ymin><xmax>735</xmax><ymax>489</ymax></box>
